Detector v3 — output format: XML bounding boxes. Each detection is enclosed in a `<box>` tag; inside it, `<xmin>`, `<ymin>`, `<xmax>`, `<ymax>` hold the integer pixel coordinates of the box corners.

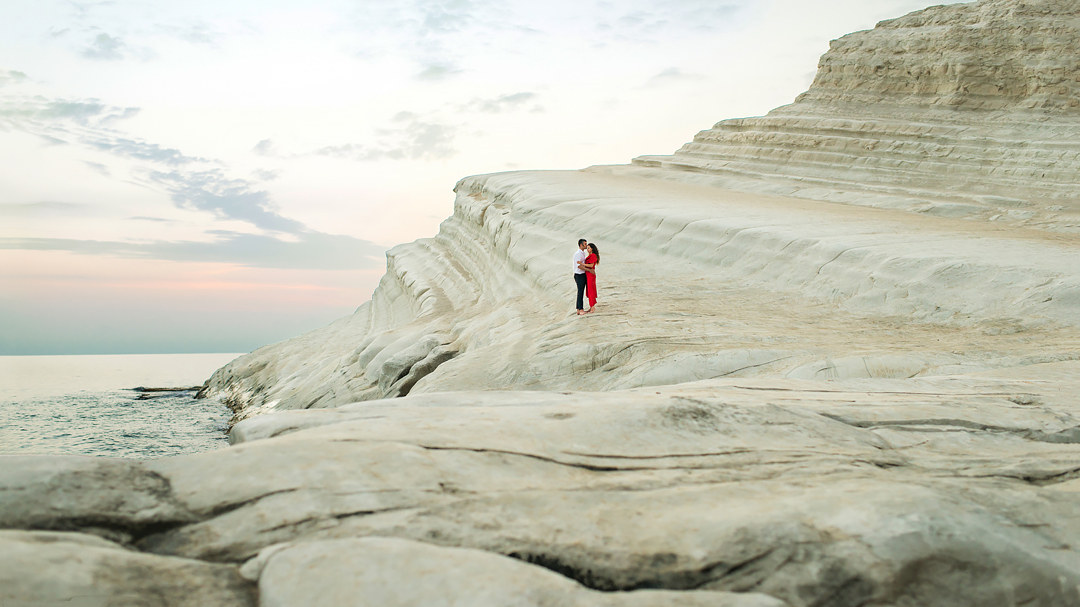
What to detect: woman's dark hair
<box><xmin>588</xmin><ymin>242</ymin><xmax>599</xmax><ymax>262</ymax></box>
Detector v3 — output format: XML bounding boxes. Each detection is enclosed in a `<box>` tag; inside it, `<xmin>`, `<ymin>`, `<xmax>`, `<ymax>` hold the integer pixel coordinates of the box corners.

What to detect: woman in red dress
<box><xmin>583</xmin><ymin>243</ymin><xmax>599</xmax><ymax>313</ymax></box>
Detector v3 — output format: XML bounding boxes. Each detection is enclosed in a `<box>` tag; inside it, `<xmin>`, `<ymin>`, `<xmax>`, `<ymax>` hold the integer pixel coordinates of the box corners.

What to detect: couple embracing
<box><xmin>573</xmin><ymin>238</ymin><xmax>600</xmax><ymax>315</ymax></box>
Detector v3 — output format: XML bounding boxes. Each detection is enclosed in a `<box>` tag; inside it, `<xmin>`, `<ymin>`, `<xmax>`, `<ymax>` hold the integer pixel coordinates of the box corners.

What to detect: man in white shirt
<box><xmin>573</xmin><ymin>238</ymin><xmax>588</xmax><ymax>315</ymax></box>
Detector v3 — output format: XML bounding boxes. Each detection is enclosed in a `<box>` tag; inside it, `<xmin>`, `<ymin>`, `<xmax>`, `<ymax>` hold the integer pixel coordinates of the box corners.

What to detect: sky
<box><xmin>0</xmin><ymin>0</ymin><xmax>959</xmax><ymax>355</ymax></box>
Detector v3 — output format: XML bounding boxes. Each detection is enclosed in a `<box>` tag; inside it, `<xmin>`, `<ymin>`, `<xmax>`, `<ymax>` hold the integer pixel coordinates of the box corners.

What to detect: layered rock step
<box><xmin>632</xmin><ymin>0</ymin><xmax>1080</xmax><ymax>231</ymax></box>
<box><xmin>203</xmin><ymin>169</ymin><xmax>1080</xmax><ymax>419</ymax></box>
<box><xmin>632</xmin><ymin>112</ymin><xmax>1080</xmax><ymax>226</ymax></box>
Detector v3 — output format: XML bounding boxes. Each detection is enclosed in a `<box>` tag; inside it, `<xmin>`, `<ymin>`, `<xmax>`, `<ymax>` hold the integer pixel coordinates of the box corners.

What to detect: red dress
<box><xmin>584</xmin><ymin>253</ymin><xmax>598</xmax><ymax>307</ymax></box>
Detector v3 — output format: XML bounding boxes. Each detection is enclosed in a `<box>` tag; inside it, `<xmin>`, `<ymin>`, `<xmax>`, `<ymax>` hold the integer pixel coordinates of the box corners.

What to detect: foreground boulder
<box><xmin>5</xmin><ymin>371</ymin><xmax>1080</xmax><ymax>606</ymax></box>
<box><xmin>0</xmin><ymin>530</ymin><xmax>253</xmax><ymax>607</ymax></box>
<box><xmin>251</xmin><ymin>537</ymin><xmax>786</xmax><ymax>607</ymax></box>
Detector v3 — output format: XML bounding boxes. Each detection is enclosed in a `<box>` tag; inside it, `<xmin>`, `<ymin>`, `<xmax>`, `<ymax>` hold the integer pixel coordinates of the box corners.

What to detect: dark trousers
<box><xmin>574</xmin><ymin>273</ymin><xmax>587</xmax><ymax>310</ymax></box>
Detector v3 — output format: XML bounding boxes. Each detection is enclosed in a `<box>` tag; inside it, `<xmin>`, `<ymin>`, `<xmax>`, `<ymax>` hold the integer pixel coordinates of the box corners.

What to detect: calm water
<box><xmin>0</xmin><ymin>353</ymin><xmax>242</xmax><ymax>458</ymax></box>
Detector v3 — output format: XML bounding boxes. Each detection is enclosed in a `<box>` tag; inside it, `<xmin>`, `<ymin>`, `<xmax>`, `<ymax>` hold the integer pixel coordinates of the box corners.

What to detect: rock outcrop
<box><xmin>198</xmin><ymin>3</ymin><xmax>1080</xmax><ymax>421</ymax></box>
<box><xmin>4</xmin><ymin>1</ymin><xmax>1080</xmax><ymax>605</ymax></box>
<box><xmin>631</xmin><ymin>0</ymin><xmax>1080</xmax><ymax>230</ymax></box>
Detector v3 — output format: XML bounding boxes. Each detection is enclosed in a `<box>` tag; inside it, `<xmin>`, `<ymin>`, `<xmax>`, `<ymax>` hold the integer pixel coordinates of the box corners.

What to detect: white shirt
<box><xmin>573</xmin><ymin>249</ymin><xmax>587</xmax><ymax>274</ymax></box>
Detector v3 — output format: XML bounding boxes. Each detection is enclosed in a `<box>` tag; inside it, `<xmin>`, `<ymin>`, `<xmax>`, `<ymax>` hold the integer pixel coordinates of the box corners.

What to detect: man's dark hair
<box><xmin>578</xmin><ymin>238</ymin><xmax>587</xmax><ymax>246</ymax></box>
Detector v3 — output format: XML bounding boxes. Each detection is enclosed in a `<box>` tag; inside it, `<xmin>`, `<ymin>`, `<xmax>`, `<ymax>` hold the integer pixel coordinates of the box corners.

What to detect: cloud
<box><xmin>416</xmin><ymin>62</ymin><xmax>463</xmax><ymax>81</ymax></box>
<box><xmin>147</xmin><ymin>169</ymin><xmax>307</xmax><ymax>234</ymax></box>
<box><xmin>55</xmin><ymin>101</ymin><xmax>138</xmax><ymax>123</ymax></box>
<box><xmin>315</xmin><ymin>115</ymin><xmax>457</xmax><ymax>162</ymax></box>
<box><xmin>0</xmin><ymin>96</ymin><xmax>139</xmax><ymax>129</ymax></box>
<box><xmin>68</xmin><ymin>1</ymin><xmax>114</xmax><ymax>20</ymax></box>
<box><xmin>252</xmin><ymin>139</ymin><xmax>277</xmax><ymax>156</ymax></box>
<box><xmin>84</xmin><ymin>161</ymin><xmax>111</xmax><ymax>176</ymax></box>
<box><xmin>0</xmin><ymin>201</ymin><xmax>92</xmax><ymax>216</ymax></box>
<box><xmin>156</xmin><ymin>22</ymin><xmax>223</xmax><ymax>46</ymax></box>
<box><xmin>597</xmin><ymin>2</ymin><xmax>744</xmax><ymax>42</ymax></box>
<box><xmin>0</xmin><ymin>231</ymin><xmax>386</xmax><ymax>271</ymax></box>
<box><xmin>87</xmin><ymin>135</ymin><xmax>194</xmax><ymax>165</ymax></box>
<box><xmin>252</xmin><ymin>169</ymin><xmax>280</xmax><ymax>182</ymax></box>
<box><xmin>37</xmin><ymin>134</ymin><xmax>69</xmax><ymax>146</ymax></box>
<box><xmin>0</xmin><ymin>70</ymin><xmax>28</xmax><ymax>88</ymax></box>
<box><xmin>643</xmin><ymin>67</ymin><xmax>706</xmax><ymax>87</ymax></box>
<box><xmin>261</xmin><ymin>91</ymin><xmax>536</xmax><ymax>165</ymax></box>
<box><xmin>2</xmin><ymin>79</ymin><xmax>310</xmax><ymax>236</ymax></box>
<box><xmin>57</xmin><ymin>0</ymin><xmax>230</xmax><ymax>64</ymax></box>
<box><xmin>82</xmin><ymin>32</ymin><xmax>126</xmax><ymax>60</ymax></box>
<box><xmin>460</xmin><ymin>92</ymin><xmax>540</xmax><ymax>114</ymax></box>
<box><xmin>416</xmin><ymin>0</ymin><xmax>483</xmax><ymax>34</ymax></box>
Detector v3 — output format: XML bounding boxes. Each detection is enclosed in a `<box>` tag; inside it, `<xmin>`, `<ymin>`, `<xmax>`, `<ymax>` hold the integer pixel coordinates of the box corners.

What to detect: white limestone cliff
<box><xmin>630</xmin><ymin>0</ymin><xmax>1080</xmax><ymax>229</ymax></box>
<box><xmin>202</xmin><ymin>0</ymin><xmax>1080</xmax><ymax>421</ymax></box>
<box><xmin>5</xmin><ymin>1</ymin><xmax>1080</xmax><ymax>605</ymax></box>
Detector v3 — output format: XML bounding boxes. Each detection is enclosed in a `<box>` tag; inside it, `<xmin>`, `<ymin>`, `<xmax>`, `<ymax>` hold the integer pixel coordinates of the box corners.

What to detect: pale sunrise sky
<box><xmin>1</xmin><ymin>0</ymin><xmax>959</xmax><ymax>355</ymax></box>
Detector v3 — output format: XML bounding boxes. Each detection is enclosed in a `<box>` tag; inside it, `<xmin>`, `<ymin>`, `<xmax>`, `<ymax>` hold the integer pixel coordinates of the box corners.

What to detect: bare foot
<box><xmin>586</xmin><ymin>307</ymin><xmax>594</xmax><ymax>313</ymax></box>
<box><xmin>577</xmin><ymin>310</ymin><xmax>585</xmax><ymax>315</ymax></box>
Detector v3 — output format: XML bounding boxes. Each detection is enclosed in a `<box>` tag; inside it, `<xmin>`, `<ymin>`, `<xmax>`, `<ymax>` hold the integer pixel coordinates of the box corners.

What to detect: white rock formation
<box><xmin>0</xmin><ymin>530</ymin><xmax>253</xmax><ymax>606</ymax></box>
<box><xmin>203</xmin><ymin>159</ymin><xmax>1080</xmax><ymax>419</ymax></box>
<box><xmin>198</xmin><ymin>4</ymin><xmax>1080</xmax><ymax>419</ymax></box>
<box><xmin>4</xmin><ymin>1</ymin><xmax>1080</xmax><ymax>605</ymax></box>
<box><xmin>251</xmin><ymin>537</ymin><xmax>785</xmax><ymax>607</ymax></box>
<box><xmin>632</xmin><ymin>0</ymin><xmax>1080</xmax><ymax>230</ymax></box>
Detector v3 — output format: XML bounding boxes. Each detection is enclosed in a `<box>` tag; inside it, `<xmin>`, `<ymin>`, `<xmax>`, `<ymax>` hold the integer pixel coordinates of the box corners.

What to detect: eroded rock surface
<box><xmin>0</xmin><ymin>530</ymin><xmax>254</xmax><ymax>607</ymax></box>
<box><xmin>251</xmin><ymin>537</ymin><xmax>787</xmax><ymax>607</ymax></box>
<box><xmin>5</xmin><ymin>372</ymin><xmax>1080</xmax><ymax>605</ymax></box>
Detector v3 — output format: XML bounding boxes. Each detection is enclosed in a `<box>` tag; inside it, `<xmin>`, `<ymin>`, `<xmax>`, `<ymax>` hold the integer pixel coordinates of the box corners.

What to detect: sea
<box><xmin>0</xmin><ymin>353</ymin><xmax>242</xmax><ymax>459</ymax></box>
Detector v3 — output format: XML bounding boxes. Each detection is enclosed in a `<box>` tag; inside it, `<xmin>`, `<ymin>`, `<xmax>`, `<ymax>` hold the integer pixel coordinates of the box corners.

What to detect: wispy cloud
<box><xmin>2</xmin><ymin>81</ymin><xmax>309</xmax><ymax>236</ymax></box>
<box><xmin>0</xmin><ymin>231</ymin><xmax>385</xmax><ymax>271</ymax></box>
<box><xmin>54</xmin><ymin>1</ymin><xmax>230</xmax><ymax>62</ymax></box>
<box><xmin>0</xmin><ymin>97</ymin><xmax>138</xmax><ymax>128</ymax></box>
<box><xmin>252</xmin><ymin>139</ymin><xmax>277</xmax><ymax>157</ymax></box>
<box><xmin>84</xmin><ymin>160</ymin><xmax>111</xmax><ymax>176</ymax></box>
<box><xmin>156</xmin><ymin>22</ymin><xmax>224</xmax><ymax>46</ymax></box>
<box><xmin>258</xmin><ymin>90</ymin><xmax>539</xmax><ymax>164</ymax></box>
<box><xmin>459</xmin><ymin>92</ymin><xmax>540</xmax><ymax>114</ymax></box>
<box><xmin>344</xmin><ymin>1</ymin><xmax>508</xmax><ymax>83</ymax></box>
<box><xmin>0</xmin><ymin>70</ymin><xmax>28</xmax><ymax>88</ymax></box>
<box><xmin>415</xmin><ymin>62</ymin><xmax>463</xmax><ymax>81</ymax></box>
<box><xmin>643</xmin><ymin>67</ymin><xmax>706</xmax><ymax>88</ymax></box>
<box><xmin>147</xmin><ymin>169</ymin><xmax>307</xmax><ymax>234</ymax></box>
<box><xmin>87</xmin><ymin>135</ymin><xmax>194</xmax><ymax>165</ymax></box>
<box><xmin>313</xmin><ymin>112</ymin><xmax>458</xmax><ymax>161</ymax></box>
<box><xmin>68</xmin><ymin>1</ymin><xmax>114</xmax><ymax>20</ymax></box>
<box><xmin>596</xmin><ymin>2</ymin><xmax>744</xmax><ymax>43</ymax></box>
<box><xmin>0</xmin><ymin>201</ymin><xmax>93</xmax><ymax>217</ymax></box>
<box><xmin>252</xmin><ymin>168</ymin><xmax>280</xmax><ymax>182</ymax></box>
<box><xmin>81</xmin><ymin>32</ymin><xmax>127</xmax><ymax>60</ymax></box>
<box><xmin>415</xmin><ymin>0</ymin><xmax>486</xmax><ymax>34</ymax></box>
